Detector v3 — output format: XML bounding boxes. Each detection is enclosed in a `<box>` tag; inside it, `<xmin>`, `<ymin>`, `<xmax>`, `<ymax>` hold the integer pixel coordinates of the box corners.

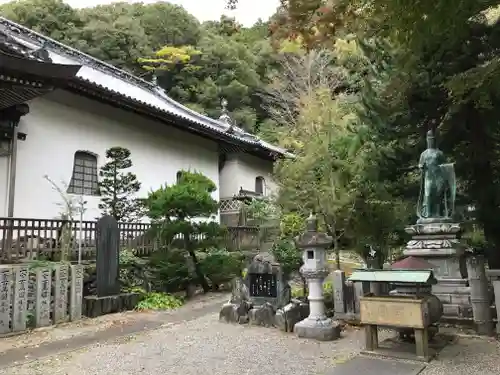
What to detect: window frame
<box><xmin>255</xmin><ymin>176</ymin><xmax>265</xmax><ymax>196</ymax></box>
<box><xmin>67</xmin><ymin>151</ymin><xmax>100</xmax><ymax>196</ymax></box>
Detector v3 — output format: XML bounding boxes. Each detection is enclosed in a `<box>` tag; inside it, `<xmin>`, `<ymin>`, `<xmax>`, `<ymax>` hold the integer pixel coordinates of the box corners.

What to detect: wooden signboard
<box><xmin>360</xmin><ymin>296</ymin><xmax>429</xmax><ymax>329</ymax></box>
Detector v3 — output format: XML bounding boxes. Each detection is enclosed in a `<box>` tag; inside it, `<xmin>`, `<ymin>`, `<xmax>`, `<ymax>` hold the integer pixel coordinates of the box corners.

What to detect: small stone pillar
<box><xmin>293</xmin><ymin>214</ymin><xmax>340</xmax><ymax>341</ymax></box>
<box><xmin>486</xmin><ymin>269</ymin><xmax>500</xmax><ymax>336</ymax></box>
<box><xmin>467</xmin><ymin>255</ymin><xmax>494</xmax><ymax>336</ymax></box>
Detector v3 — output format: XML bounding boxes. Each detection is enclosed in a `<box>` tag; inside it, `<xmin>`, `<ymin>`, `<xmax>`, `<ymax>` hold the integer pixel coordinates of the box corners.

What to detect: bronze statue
<box><xmin>416</xmin><ymin>129</ymin><xmax>456</xmax><ymax>223</ymax></box>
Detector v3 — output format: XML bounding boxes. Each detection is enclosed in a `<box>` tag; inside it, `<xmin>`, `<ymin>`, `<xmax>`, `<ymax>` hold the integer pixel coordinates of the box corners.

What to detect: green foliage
<box><xmin>279</xmin><ymin>213</ymin><xmax>306</xmax><ymax>238</ymax></box>
<box><xmin>136</xmin><ymin>292</ymin><xmax>184</xmax><ymax>311</ymax></box>
<box><xmin>270</xmin><ymin>238</ymin><xmax>302</xmax><ymax>278</ymax></box>
<box><xmin>147</xmin><ymin>249</ymin><xmax>193</xmax><ymax>293</ymax></box>
<box><xmin>139</xmin><ymin>45</ymin><xmax>202</xmax><ymax>71</ymax></box>
<box><xmin>119</xmin><ymin>248</ymin><xmax>146</xmax><ymax>290</ymax></box>
<box><xmin>1</xmin><ymin>0</ymin><xmax>278</xmax><ymax>133</ymax></box>
<box><xmin>144</xmin><ymin>171</ymin><xmax>222</xmax><ymax>293</ymax></box>
<box><xmin>291</xmin><ymin>281</ymin><xmax>333</xmax><ymax>298</ymax></box>
<box><xmin>199</xmin><ymin>249</ymin><xmax>244</xmax><ymax>290</ymax></box>
<box><xmin>145</xmin><ymin>171</ymin><xmax>218</xmax><ymax>222</ymax></box>
<box><xmin>0</xmin><ymin>0</ymin><xmax>83</xmax><ymax>42</ymax></box>
<box><xmin>98</xmin><ymin>147</ymin><xmax>142</xmax><ymax>222</ymax></box>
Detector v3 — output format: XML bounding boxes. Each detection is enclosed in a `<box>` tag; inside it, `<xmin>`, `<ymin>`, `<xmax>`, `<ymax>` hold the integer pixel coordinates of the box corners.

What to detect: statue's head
<box><xmin>426</xmin><ymin>129</ymin><xmax>436</xmax><ymax>148</ymax></box>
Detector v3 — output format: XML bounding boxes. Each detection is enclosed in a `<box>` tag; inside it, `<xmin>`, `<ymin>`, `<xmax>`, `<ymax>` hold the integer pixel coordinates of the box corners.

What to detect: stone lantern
<box><xmin>293</xmin><ymin>214</ymin><xmax>340</xmax><ymax>341</ymax></box>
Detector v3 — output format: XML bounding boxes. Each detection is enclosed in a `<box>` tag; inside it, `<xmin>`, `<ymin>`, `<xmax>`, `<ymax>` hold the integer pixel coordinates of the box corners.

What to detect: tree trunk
<box><xmin>187</xmin><ymin>248</ymin><xmax>210</xmax><ymax>293</ymax></box>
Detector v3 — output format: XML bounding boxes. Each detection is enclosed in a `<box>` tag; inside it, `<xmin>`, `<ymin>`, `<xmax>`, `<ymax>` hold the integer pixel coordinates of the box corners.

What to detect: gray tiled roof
<box><xmin>0</xmin><ymin>17</ymin><xmax>290</xmax><ymax>158</ymax></box>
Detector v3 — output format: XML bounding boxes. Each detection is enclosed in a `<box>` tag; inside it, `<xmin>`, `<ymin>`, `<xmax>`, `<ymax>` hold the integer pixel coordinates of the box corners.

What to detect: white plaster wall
<box><xmin>0</xmin><ymin>90</ymin><xmax>220</xmax><ymax>221</ymax></box>
<box><xmin>219</xmin><ymin>152</ymin><xmax>276</xmax><ymax>198</ymax></box>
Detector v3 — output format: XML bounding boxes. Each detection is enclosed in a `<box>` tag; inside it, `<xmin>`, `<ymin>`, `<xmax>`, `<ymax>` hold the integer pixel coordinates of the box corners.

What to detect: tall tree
<box><xmin>0</xmin><ymin>0</ymin><xmax>84</xmax><ymax>42</ymax></box>
<box><xmin>98</xmin><ymin>147</ymin><xmax>142</xmax><ymax>222</ymax></box>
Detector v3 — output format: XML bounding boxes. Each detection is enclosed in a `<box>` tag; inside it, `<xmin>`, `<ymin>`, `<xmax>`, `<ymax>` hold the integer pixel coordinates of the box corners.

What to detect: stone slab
<box><xmin>83</xmin><ymin>293</ymin><xmax>141</xmax><ymax>318</ymax></box>
<box><xmin>361</xmin><ymin>333</ymin><xmax>455</xmax><ymax>363</ymax></box>
<box><xmin>328</xmin><ymin>356</ymin><xmax>425</xmax><ymax>375</ymax></box>
<box><xmin>294</xmin><ymin>317</ymin><xmax>341</xmax><ymax>341</ymax></box>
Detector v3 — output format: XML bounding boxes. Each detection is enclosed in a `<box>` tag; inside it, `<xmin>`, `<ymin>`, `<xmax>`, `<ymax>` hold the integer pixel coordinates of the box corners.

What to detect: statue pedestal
<box><xmin>404</xmin><ymin>222</ymin><xmax>472</xmax><ymax>321</ymax></box>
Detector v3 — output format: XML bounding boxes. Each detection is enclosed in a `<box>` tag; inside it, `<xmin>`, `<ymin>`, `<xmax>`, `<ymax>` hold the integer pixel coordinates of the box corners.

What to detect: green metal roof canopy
<box><xmin>348</xmin><ymin>269</ymin><xmax>437</xmax><ymax>285</ymax></box>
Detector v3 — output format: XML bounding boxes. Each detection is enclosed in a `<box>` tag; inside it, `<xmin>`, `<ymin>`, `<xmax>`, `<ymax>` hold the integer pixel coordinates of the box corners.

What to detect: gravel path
<box><xmin>420</xmin><ymin>336</ymin><xmax>500</xmax><ymax>375</ymax></box>
<box><xmin>0</xmin><ymin>315</ymin><xmax>379</xmax><ymax>375</ymax></box>
<box><xmin>1</xmin><ymin>309</ymin><xmax>499</xmax><ymax>375</ymax></box>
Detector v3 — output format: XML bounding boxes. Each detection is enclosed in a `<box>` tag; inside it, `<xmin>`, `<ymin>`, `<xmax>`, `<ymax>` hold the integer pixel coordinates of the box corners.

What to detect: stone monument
<box><xmin>293</xmin><ymin>214</ymin><xmax>341</xmax><ymax>341</ymax></box>
<box><xmin>219</xmin><ymin>252</ymin><xmax>310</xmax><ymax>330</ymax></box>
<box><xmin>96</xmin><ymin>215</ymin><xmax>121</xmax><ymax>297</ymax></box>
<box><xmin>404</xmin><ymin>129</ymin><xmax>472</xmax><ymax>321</ymax></box>
<box><xmin>83</xmin><ymin>215</ymin><xmax>140</xmax><ymax>317</ymax></box>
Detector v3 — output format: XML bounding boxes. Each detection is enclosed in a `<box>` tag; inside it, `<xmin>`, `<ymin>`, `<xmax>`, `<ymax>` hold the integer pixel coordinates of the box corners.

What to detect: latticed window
<box><xmin>255</xmin><ymin>176</ymin><xmax>265</xmax><ymax>195</ymax></box>
<box><xmin>67</xmin><ymin>151</ymin><xmax>99</xmax><ymax>196</ymax></box>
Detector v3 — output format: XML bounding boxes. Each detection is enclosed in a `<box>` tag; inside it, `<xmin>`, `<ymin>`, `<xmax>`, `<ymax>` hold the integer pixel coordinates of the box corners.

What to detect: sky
<box><xmin>20</xmin><ymin>0</ymin><xmax>281</xmax><ymax>27</ymax></box>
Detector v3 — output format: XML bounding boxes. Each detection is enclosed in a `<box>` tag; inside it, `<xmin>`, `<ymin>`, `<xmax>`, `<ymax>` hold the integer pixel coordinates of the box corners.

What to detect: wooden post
<box><xmin>364</xmin><ymin>325</ymin><xmax>378</xmax><ymax>351</ymax></box>
<box><xmin>35</xmin><ymin>267</ymin><xmax>51</xmax><ymax>327</ymax></box>
<box><xmin>12</xmin><ymin>265</ymin><xmax>28</xmax><ymax>332</ymax></box>
<box><xmin>0</xmin><ymin>266</ymin><xmax>13</xmax><ymax>334</ymax></box>
<box><xmin>414</xmin><ymin>328</ymin><xmax>429</xmax><ymax>359</ymax></box>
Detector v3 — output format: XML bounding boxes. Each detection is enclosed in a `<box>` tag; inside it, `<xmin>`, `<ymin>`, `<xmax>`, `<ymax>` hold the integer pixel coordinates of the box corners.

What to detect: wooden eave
<box><xmin>0</xmin><ymin>50</ymin><xmax>81</xmax><ymax>83</ymax></box>
<box><xmin>0</xmin><ymin>50</ymin><xmax>81</xmax><ymax>110</ymax></box>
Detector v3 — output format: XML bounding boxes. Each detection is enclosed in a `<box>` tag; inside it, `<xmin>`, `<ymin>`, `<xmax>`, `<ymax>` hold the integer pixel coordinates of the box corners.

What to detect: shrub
<box><xmin>119</xmin><ymin>248</ymin><xmax>146</xmax><ymax>290</ymax></box>
<box><xmin>147</xmin><ymin>249</ymin><xmax>193</xmax><ymax>293</ymax></box>
<box><xmin>136</xmin><ymin>291</ymin><xmax>184</xmax><ymax>311</ymax></box>
<box><xmin>200</xmin><ymin>249</ymin><xmax>244</xmax><ymax>290</ymax></box>
<box><xmin>271</xmin><ymin>238</ymin><xmax>302</xmax><ymax>278</ymax></box>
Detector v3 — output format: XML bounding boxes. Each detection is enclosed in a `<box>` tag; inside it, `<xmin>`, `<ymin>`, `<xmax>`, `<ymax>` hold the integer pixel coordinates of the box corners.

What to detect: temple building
<box><xmin>0</xmin><ymin>17</ymin><xmax>287</xmax><ymax>222</ymax></box>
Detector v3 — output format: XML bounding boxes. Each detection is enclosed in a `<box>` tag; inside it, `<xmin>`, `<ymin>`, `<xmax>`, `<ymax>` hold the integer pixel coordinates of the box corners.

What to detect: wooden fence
<box><xmin>0</xmin><ymin>217</ymin><xmax>270</xmax><ymax>262</ymax></box>
<box><xmin>0</xmin><ymin>263</ymin><xmax>84</xmax><ymax>334</ymax></box>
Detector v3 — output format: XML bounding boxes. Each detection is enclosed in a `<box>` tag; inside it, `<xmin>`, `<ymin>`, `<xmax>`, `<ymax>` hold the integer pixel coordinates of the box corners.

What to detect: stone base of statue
<box><xmin>403</xmin><ymin>221</ymin><xmax>473</xmax><ymax>321</ymax></box>
<box><xmin>294</xmin><ymin>316</ymin><xmax>341</xmax><ymax>341</ymax></box>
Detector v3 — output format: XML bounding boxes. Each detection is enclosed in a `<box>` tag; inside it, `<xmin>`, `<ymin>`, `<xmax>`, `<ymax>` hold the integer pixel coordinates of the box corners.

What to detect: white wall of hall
<box><xmin>219</xmin><ymin>152</ymin><xmax>276</xmax><ymax>199</ymax></box>
<box><xmin>0</xmin><ymin>90</ymin><xmax>220</xmax><ymax>221</ymax></box>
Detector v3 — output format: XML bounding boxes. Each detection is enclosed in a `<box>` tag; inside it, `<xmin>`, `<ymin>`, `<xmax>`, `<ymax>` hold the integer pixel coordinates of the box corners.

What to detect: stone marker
<box><xmin>486</xmin><ymin>269</ymin><xmax>500</xmax><ymax>336</ymax></box>
<box><xmin>35</xmin><ymin>267</ymin><xmax>52</xmax><ymax>327</ymax></box>
<box><xmin>70</xmin><ymin>264</ymin><xmax>84</xmax><ymax>321</ymax></box>
<box><xmin>293</xmin><ymin>214</ymin><xmax>341</xmax><ymax>341</ymax></box>
<box><xmin>12</xmin><ymin>265</ymin><xmax>28</xmax><ymax>332</ymax></box>
<box><xmin>96</xmin><ymin>215</ymin><xmax>120</xmax><ymax>297</ymax></box>
<box><xmin>0</xmin><ymin>266</ymin><xmax>13</xmax><ymax>334</ymax></box>
<box><xmin>466</xmin><ymin>255</ymin><xmax>493</xmax><ymax>336</ymax></box>
<box><xmin>53</xmin><ymin>264</ymin><xmax>69</xmax><ymax>323</ymax></box>
<box><xmin>333</xmin><ymin>270</ymin><xmax>346</xmax><ymax>316</ymax></box>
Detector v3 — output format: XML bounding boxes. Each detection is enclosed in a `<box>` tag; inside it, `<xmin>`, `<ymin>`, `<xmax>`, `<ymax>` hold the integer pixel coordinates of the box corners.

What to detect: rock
<box><xmin>275</xmin><ymin>309</ymin><xmax>287</xmax><ymax>331</ymax></box>
<box><xmin>275</xmin><ymin>300</ymin><xmax>309</xmax><ymax>332</ymax></box>
<box><xmin>229</xmin><ymin>277</ymin><xmax>250</xmax><ymax>304</ymax></box>
<box><xmin>219</xmin><ymin>302</ymin><xmax>238</xmax><ymax>323</ymax></box>
<box><xmin>249</xmin><ymin>302</ymin><xmax>276</xmax><ymax>327</ymax></box>
<box><xmin>219</xmin><ymin>300</ymin><xmax>251</xmax><ymax>324</ymax></box>
<box><xmin>294</xmin><ymin>318</ymin><xmax>342</xmax><ymax>341</ymax></box>
<box><xmin>238</xmin><ymin>314</ymin><xmax>249</xmax><ymax>324</ymax></box>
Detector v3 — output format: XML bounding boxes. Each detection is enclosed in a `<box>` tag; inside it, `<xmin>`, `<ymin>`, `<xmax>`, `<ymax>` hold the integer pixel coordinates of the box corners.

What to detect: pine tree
<box><xmin>145</xmin><ymin>171</ymin><xmax>223</xmax><ymax>293</ymax></box>
<box><xmin>98</xmin><ymin>147</ymin><xmax>142</xmax><ymax>222</ymax></box>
